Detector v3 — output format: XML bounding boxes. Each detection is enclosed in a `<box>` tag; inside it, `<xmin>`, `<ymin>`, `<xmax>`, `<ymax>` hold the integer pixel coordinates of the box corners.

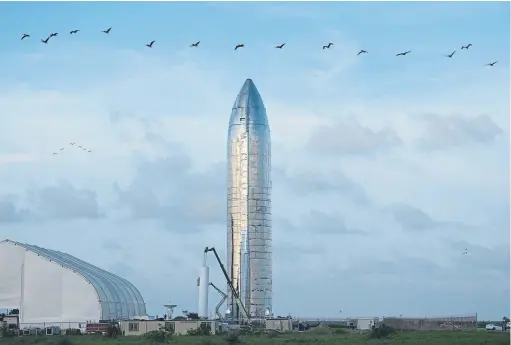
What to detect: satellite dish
<box><xmin>163</xmin><ymin>304</ymin><xmax>178</xmax><ymax>320</ymax></box>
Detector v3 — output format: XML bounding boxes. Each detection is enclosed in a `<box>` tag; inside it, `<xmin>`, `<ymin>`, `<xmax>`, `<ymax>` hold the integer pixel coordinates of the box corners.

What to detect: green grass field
<box><xmin>1</xmin><ymin>331</ymin><xmax>509</xmax><ymax>345</ymax></box>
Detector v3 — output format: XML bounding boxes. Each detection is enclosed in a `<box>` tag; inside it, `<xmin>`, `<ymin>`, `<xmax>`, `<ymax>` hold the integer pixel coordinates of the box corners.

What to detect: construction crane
<box><xmin>204</xmin><ymin>247</ymin><xmax>250</xmax><ymax>321</ymax></box>
<box><xmin>209</xmin><ymin>282</ymin><xmax>227</xmax><ymax>320</ymax></box>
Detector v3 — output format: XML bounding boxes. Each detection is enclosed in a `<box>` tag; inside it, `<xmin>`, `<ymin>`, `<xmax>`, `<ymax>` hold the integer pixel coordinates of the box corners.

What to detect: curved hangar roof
<box><xmin>2</xmin><ymin>239</ymin><xmax>146</xmax><ymax>320</ymax></box>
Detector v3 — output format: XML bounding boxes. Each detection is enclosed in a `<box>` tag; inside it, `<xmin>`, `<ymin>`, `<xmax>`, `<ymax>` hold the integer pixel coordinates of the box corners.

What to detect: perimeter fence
<box><xmin>2</xmin><ymin>314</ymin><xmax>479</xmax><ymax>336</ymax></box>
<box><xmin>291</xmin><ymin>314</ymin><xmax>478</xmax><ymax>332</ymax></box>
<box><xmin>6</xmin><ymin>321</ymin><xmax>87</xmax><ymax>335</ymax></box>
<box><xmin>382</xmin><ymin>315</ymin><xmax>478</xmax><ymax>331</ymax></box>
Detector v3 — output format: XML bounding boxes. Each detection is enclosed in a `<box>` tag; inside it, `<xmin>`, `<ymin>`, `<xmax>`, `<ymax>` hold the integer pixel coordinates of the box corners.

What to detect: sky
<box><xmin>0</xmin><ymin>1</ymin><xmax>509</xmax><ymax>321</ymax></box>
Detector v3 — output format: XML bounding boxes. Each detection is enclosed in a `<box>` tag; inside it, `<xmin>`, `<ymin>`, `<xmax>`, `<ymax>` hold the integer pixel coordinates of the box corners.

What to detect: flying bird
<box><xmin>41</xmin><ymin>37</ymin><xmax>50</xmax><ymax>44</ymax></box>
<box><xmin>78</xmin><ymin>145</ymin><xmax>82</xmax><ymax>148</ymax></box>
<box><xmin>60</xmin><ymin>148</ymin><xmax>64</xmax><ymax>150</ymax></box>
<box><xmin>53</xmin><ymin>152</ymin><xmax>58</xmax><ymax>155</ymax></box>
<box><xmin>357</xmin><ymin>50</ymin><xmax>368</xmax><ymax>56</ymax></box>
<box><xmin>146</xmin><ymin>40</ymin><xmax>155</xmax><ymax>48</ymax></box>
<box><xmin>21</xmin><ymin>34</ymin><xmax>30</xmax><ymax>40</ymax></box>
<box><xmin>396</xmin><ymin>51</ymin><xmax>411</xmax><ymax>56</ymax></box>
<box><xmin>275</xmin><ymin>43</ymin><xmax>285</xmax><ymax>49</ymax></box>
<box><xmin>322</xmin><ymin>43</ymin><xmax>333</xmax><ymax>49</ymax></box>
<box><xmin>190</xmin><ymin>41</ymin><xmax>200</xmax><ymax>47</ymax></box>
<box><xmin>234</xmin><ymin>44</ymin><xmax>244</xmax><ymax>50</ymax></box>
<box><xmin>69</xmin><ymin>142</ymin><xmax>75</xmax><ymax>145</ymax></box>
<box><xmin>49</xmin><ymin>32</ymin><xmax>58</xmax><ymax>38</ymax></box>
<box><xmin>462</xmin><ymin>249</ymin><xmax>468</xmax><ymax>255</ymax></box>
<box><xmin>102</xmin><ymin>27</ymin><xmax>112</xmax><ymax>34</ymax></box>
<box><xmin>461</xmin><ymin>44</ymin><xmax>472</xmax><ymax>50</ymax></box>
<box><xmin>485</xmin><ymin>61</ymin><xmax>498</xmax><ymax>67</ymax></box>
<box><xmin>445</xmin><ymin>51</ymin><xmax>456</xmax><ymax>58</ymax></box>
<box><xmin>70</xmin><ymin>30</ymin><xmax>80</xmax><ymax>34</ymax></box>
<box><xmin>88</xmin><ymin>150</ymin><xmax>92</xmax><ymax>153</ymax></box>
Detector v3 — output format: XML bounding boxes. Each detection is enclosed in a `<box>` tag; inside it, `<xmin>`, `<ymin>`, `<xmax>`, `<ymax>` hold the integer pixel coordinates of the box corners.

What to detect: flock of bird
<box><xmin>19</xmin><ymin>27</ymin><xmax>500</xmax><ymax>67</ymax></box>
<box><xmin>23</xmin><ymin>27</ymin><xmax>496</xmax><ymax>163</ymax></box>
<box><xmin>52</xmin><ymin>142</ymin><xmax>92</xmax><ymax>156</ymax></box>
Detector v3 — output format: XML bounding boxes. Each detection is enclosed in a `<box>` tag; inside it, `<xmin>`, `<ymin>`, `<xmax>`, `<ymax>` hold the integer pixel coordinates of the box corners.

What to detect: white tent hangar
<box><xmin>0</xmin><ymin>239</ymin><xmax>146</xmax><ymax>323</ymax></box>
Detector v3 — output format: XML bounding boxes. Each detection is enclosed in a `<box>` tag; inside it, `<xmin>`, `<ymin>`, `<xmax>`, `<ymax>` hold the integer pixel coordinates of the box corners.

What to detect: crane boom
<box><xmin>204</xmin><ymin>247</ymin><xmax>250</xmax><ymax>321</ymax></box>
<box><xmin>209</xmin><ymin>282</ymin><xmax>227</xmax><ymax>298</ymax></box>
<box><xmin>209</xmin><ymin>282</ymin><xmax>227</xmax><ymax>320</ymax></box>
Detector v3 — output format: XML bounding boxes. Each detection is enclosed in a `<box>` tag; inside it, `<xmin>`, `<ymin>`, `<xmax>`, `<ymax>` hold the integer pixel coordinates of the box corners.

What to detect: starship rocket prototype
<box><xmin>227</xmin><ymin>79</ymin><xmax>272</xmax><ymax>319</ymax></box>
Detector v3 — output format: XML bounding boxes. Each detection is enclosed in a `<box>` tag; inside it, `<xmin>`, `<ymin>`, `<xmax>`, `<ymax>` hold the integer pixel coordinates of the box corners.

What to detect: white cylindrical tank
<box><xmin>198</xmin><ymin>266</ymin><xmax>210</xmax><ymax>318</ymax></box>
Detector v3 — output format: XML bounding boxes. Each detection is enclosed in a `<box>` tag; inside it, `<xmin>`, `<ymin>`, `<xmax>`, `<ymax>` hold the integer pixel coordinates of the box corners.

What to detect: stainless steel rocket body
<box><xmin>227</xmin><ymin>79</ymin><xmax>272</xmax><ymax>319</ymax></box>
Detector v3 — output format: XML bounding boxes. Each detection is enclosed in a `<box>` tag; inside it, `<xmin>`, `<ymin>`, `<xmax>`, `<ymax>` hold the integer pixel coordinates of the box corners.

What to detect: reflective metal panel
<box><xmin>227</xmin><ymin>79</ymin><xmax>272</xmax><ymax>319</ymax></box>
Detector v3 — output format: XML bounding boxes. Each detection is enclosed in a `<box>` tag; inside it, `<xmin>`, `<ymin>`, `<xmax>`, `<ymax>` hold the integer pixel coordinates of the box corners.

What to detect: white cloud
<box><xmin>305</xmin><ymin>117</ymin><xmax>403</xmax><ymax>156</ymax></box>
<box><xmin>415</xmin><ymin>113</ymin><xmax>504</xmax><ymax>150</ymax></box>
<box><xmin>0</xmin><ymin>153</ymin><xmax>36</xmax><ymax>165</ymax></box>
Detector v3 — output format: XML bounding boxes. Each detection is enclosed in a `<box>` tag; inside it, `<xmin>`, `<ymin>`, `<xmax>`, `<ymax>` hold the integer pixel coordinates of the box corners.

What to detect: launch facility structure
<box><xmin>0</xmin><ymin>239</ymin><xmax>146</xmax><ymax>323</ymax></box>
<box><xmin>197</xmin><ymin>79</ymin><xmax>272</xmax><ymax>321</ymax></box>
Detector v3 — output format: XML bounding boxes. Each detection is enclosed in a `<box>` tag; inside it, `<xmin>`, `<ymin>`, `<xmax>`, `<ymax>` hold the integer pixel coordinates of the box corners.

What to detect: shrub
<box><xmin>187</xmin><ymin>328</ymin><xmax>200</xmax><ymax>336</ymax></box>
<box><xmin>145</xmin><ymin>330</ymin><xmax>167</xmax><ymax>343</ymax></box>
<box><xmin>106</xmin><ymin>324</ymin><xmax>121</xmax><ymax>339</ymax></box>
<box><xmin>368</xmin><ymin>324</ymin><xmax>396</xmax><ymax>339</ymax></box>
<box><xmin>289</xmin><ymin>338</ymin><xmax>318</xmax><ymax>345</ymax></box>
<box><xmin>145</xmin><ymin>327</ymin><xmax>174</xmax><ymax>343</ymax></box>
<box><xmin>327</xmin><ymin>323</ymin><xmax>346</xmax><ymax>329</ymax></box>
<box><xmin>267</xmin><ymin>330</ymin><xmax>280</xmax><ymax>338</ymax></box>
<box><xmin>225</xmin><ymin>332</ymin><xmax>241</xmax><ymax>344</ymax></box>
<box><xmin>238</xmin><ymin>328</ymin><xmax>253</xmax><ymax>336</ymax></box>
<box><xmin>308</xmin><ymin>326</ymin><xmax>331</xmax><ymax>335</ymax></box>
<box><xmin>30</xmin><ymin>336</ymin><xmax>47</xmax><ymax>344</ymax></box>
<box><xmin>187</xmin><ymin>327</ymin><xmax>212</xmax><ymax>336</ymax></box>
<box><xmin>331</xmin><ymin>328</ymin><xmax>347</xmax><ymax>335</ymax></box>
<box><xmin>199</xmin><ymin>338</ymin><xmax>217</xmax><ymax>345</ymax></box>
<box><xmin>0</xmin><ymin>327</ymin><xmax>18</xmax><ymax>338</ymax></box>
<box><xmin>64</xmin><ymin>329</ymin><xmax>82</xmax><ymax>335</ymax></box>
<box><xmin>56</xmin><ymin>338</ymin><xmax>74</xmax><ymax>345</ymax></box>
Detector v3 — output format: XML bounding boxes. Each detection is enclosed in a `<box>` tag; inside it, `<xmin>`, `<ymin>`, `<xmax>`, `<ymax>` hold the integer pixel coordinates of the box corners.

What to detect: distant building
<box><xmin>356</xmin><ymin>317</ymin><xmax>381</xmax><ymax>331</ymax></box>
<box><xmin>119</xmin><ymin>318</ymin><xmax>291</xmax><ymax>336</ymax></box>
<box><xmin>265</xmin><ymin>318</ymin><xmax>293</xmax><ymax>332</ymax></box>
<box><xmin>0</xmin><ymin>239</ymin><xmax>146</xmax><ymax>323</ymax></box>
<box><xmin>1</xmin><ymin>314</ymin><xmax>19</xmax><ymax>328</ymax></box>
<box><xmin>120</xmin><ymin>320</ymin><xmax>217</xmax><ymax>336</ymax></box>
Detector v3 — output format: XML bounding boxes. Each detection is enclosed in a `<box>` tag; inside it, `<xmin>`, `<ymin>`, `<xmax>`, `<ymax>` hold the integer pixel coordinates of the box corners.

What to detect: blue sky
<box><xmin>0</xmin><ymin>1</ymin><xmax>509</xmax><ymax>321</ymax></box>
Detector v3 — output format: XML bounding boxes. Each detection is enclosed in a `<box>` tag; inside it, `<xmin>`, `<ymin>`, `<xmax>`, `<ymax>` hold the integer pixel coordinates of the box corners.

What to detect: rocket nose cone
<box><xmin>239</xmin><ymin>78</ymin><xmax>255</xmax><ymax>95</ymax></box>
<box><xmin>229</xmin><ymin>79</ymin><xmax>269</xmax><ymax>127</ymax></box>
<box><xmin>233</xmin><ymin>79</ymin><xmax>262</xmax><ymax>110</ymax></box>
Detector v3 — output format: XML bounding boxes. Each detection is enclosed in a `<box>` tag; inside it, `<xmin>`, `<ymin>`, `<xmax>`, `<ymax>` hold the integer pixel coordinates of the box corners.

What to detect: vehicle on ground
<box><xmin>485</xmin><ymin>323</ymin><xmax>503</xmax><ymax>331</ymax></box>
